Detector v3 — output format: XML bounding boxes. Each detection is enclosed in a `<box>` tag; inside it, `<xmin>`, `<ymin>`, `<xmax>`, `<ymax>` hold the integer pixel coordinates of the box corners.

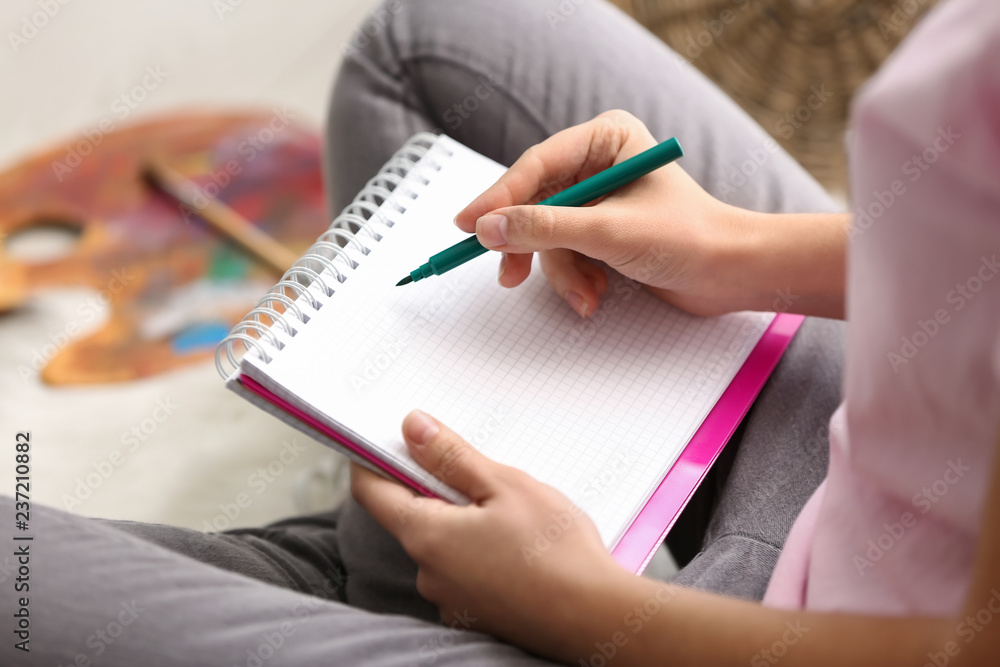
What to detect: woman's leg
<box><xmin>325</xmin><ymin>0</ymin><xmax>840</xmax><ymax>215</ymax></box>
<box><xmin>0</xmin><ymin>497</ymin><xmax>551</xmax><ymax>667</ymax></box>
<box><xmin>100</xmin><ymin>498</ymin><xmax>439</xmax><ymax>622</ymax></box>
<box><xmin>325</xmin><ymin>0</ymin><xmax>845</xmax><ymax>600</ymax></box>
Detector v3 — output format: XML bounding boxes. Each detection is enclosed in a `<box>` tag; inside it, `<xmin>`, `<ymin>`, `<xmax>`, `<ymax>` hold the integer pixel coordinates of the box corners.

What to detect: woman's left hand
<box><xmin>351</xmin><ymin>410</ymin><xmax>628</xmax><ymax>658</ymax></box>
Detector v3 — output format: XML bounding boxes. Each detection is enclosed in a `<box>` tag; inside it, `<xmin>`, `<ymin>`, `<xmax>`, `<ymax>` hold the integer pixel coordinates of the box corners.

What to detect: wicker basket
<box><xmin>610</xmin><ymin>0</ymin><xmax>938</xmax><ymax>191</ymax></box>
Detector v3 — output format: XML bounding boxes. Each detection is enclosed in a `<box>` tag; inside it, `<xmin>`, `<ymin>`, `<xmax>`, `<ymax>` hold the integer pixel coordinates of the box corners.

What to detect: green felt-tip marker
<box><xmin>395</xmin><ymin>137</ymin><xmax>684</xmax><ymax>286</ymax></box>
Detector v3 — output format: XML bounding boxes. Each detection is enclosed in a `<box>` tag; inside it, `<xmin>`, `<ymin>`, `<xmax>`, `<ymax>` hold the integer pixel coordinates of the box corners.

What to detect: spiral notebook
<box><xmin>216</xmin><ymin>133</ymin><xmax>803</xmax><ymax>573</ymax></box>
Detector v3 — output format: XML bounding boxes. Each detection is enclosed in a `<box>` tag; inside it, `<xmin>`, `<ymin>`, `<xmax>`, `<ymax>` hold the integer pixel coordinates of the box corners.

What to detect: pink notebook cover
<box><xmin>238</xmin><ymin>312</ymin><xmax>804</xmax><ymax>575</ymax></box>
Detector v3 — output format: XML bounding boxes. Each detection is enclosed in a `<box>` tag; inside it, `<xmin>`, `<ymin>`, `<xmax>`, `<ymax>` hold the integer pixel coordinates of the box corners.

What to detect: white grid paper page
<box><xmin>242</xmin><ymin>136</ymin><xmax>774</xmax><ymax>547</ymax></box>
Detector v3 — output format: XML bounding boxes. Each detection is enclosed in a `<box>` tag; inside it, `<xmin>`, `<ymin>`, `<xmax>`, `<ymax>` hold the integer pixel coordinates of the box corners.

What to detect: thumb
<box><xmin>402</xmin><ymin>410</ymin><xmax>497</xmax><ymax>503</ymax></box>
<box><xmin>476</xmin><ymin>204</ymin><xmax>618</xmax><ymax>261</ymax></box>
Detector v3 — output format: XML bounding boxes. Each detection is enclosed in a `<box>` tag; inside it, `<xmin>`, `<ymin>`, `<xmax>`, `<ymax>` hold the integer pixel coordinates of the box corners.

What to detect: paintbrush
<box><xmin>142</xmin><ymin>156</ymin><xmax>298</xmax><ymax>274</ymax></box>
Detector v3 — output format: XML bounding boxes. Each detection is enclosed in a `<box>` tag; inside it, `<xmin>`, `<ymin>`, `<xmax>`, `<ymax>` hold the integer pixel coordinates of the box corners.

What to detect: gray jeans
<box><xmin>1</xmin><ymin>1</ymin><xmax>844</xmax><ymax>665</ymax></box>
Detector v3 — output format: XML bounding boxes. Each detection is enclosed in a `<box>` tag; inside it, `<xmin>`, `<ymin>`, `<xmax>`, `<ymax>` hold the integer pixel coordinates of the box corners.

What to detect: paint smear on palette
<box><xmin>173</xmin><ymin>321</ymin><xmax>232</xmax><ymax>354</ymax></box>
<box><xmin>140</xmin><ymin>278</ymin><xmax>274</xmax><ymax>351</ymax></box>
<box><xmin>208</xmin><ymin>244</ymin><xmax>251</xmax><ymax>280</ymax></box>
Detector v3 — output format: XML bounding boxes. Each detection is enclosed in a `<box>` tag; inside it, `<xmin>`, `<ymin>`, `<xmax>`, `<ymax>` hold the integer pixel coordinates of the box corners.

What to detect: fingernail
<box><xmin>497</xmin><ymin>252</ymin><xmax>508</xmax><ymax>283</ymax></box>
<box><xmin>407</xmin><ymin>410</ymin><xmax>439</xmax><ymax>447</ymax></box>
<box><xmin>477</xmin><ymin>214</ymin><xmax>508</xmax><ymax>248</ymax></box>
<box><xmin>566</xmin><ymin>291</ymin><xmax>588</xmax><ymax>317</ymax></box>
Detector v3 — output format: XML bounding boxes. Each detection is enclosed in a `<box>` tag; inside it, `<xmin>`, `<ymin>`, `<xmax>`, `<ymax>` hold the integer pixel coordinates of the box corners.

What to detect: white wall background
<box><xmin>1</xmin><ymin>0</ymin><xmax>382</xmax><ymax>169</ymax></box>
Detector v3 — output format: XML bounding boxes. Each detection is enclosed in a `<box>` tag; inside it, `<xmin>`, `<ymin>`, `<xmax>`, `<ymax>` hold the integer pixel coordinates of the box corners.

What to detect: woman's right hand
<box><xmin>454</xmin><ymin>110</ymin><xmax>755</xmax><ymax>318</ymax></box>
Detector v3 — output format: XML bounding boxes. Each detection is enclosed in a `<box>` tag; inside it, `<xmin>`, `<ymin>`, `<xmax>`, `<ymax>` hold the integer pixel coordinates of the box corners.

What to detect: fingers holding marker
<box><xmin>497</xmin><ymin>252</ymin><xmax>535</xmax><ymax>288</ymax></box>
<box><xmin>540</xmin><ymin>249</ymin><xmax>607</xmax><ymax>317</ymax></box>
<box><xmin>454</xmin><ymin>111</ymin><xmax>640</xmax><ymax>231</ymax></box>
<box><xmin>479</xmin><ymin>204</ymin><xmax>611</xmax><ymax>311</ymax></box>
<box><xmin>475</xmin><ymin>204</ymin><xmax>621</xmax><ymax>261</ymax></box>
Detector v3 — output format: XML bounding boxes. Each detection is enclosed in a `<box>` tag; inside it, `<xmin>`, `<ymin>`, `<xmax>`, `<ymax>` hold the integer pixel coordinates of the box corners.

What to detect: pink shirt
<box><xmin>764</xmin><ymin>0</ymin><xmax>1000</xmax><ymax>615</ymax></box>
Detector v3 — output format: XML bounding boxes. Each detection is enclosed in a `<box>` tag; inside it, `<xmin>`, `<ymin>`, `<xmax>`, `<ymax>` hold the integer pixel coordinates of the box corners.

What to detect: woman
<box><xmin>8</xmin><ymin>0</ymin><xmax>997</xmax><ymax>665</ymax></box>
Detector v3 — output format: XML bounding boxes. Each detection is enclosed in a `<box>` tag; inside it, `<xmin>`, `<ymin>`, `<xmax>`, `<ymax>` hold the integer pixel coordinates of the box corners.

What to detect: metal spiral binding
<box><xmin>216</xmin><ymin>131</ymin><xmax>447</xmax><ymax>378</ymax></box>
